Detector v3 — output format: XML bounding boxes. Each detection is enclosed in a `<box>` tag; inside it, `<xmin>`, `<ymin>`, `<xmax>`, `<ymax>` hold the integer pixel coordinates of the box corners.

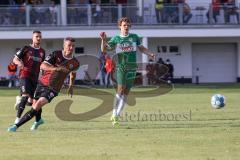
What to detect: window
<box><xmin>75</xmin><ymin>47</ymin><xmax>84</xmax><ymax>54</ymax></box>
<box><xmin>157</xmin><ymin>45</ymin><xmax>181</xmax><ymax>55</ymax></box>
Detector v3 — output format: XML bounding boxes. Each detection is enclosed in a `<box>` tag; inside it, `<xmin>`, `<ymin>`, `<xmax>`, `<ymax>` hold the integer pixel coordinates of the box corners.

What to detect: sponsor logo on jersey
<box><xmin>40</xmin><ymin>52</ymin><xmax>44</xmax><ymax>58</ymax></box>
<box><xmin>119</xmin><ymin>42</ymin><xmax>134</xmax><ymax>52</ymax></box>
<box><xmin>16</xmin><ymin>50</ymin><xmax>21</xmax><ymax>56</ymax></box>
<box><xmin>45</xmin><ymin>55</ymin><xmax>51</xmax><ymax>61</ymax></box>
<box><xmin>69</xmin><ymin>64</ymin><xmax>74</xmax><ymax>70</ymax></box>
<box><xmin>31</xmin><ymin>56</ymin><xmax>42</xmax><ymax>62</ymax></box>
<box><xmin>21</xmin><ymin>86</ymin><xmax>25</xmax><ymax>92</ymax></box>
<box><xmin>50</xmin><ymin>92</ymin><xmax>55</xmax><ymax>98</ymax></box>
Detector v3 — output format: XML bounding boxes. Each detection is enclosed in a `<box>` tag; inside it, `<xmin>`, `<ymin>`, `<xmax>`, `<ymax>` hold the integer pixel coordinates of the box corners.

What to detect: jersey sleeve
<box><xmin>135</xmin><ymin>34</ymin><xmax>141</xmax><ymax>46</ymax></box>
<box><xmin>107</xmin><ymin>36</ymin><xmax>117</xmax><ymax>50</ymax></box>
<box><xmin>44</xmin><ymin>52</ymin><xmax>56</xmax><ymax>66</ymax></box>
<box><xmin>15</xmin><ymin>46</ymin><xmax>28</xmax><ymax>60</ymax></box>
<box><xmin>72</xmin><ymin>60</ymin><xmax>80</xmax><ymax>73</ymax></box>
<box><xmin>42</xmin><ymin>49</ymin><xmax>46</xmax><ymax>62</ymax></box>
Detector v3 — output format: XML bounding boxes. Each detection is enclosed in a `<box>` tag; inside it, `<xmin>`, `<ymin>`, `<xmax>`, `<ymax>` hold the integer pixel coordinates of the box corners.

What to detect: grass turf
<box><xmin>0</xmin><ymin>84</ymin><xmax>239</xmax><ymax>160</ymax></box>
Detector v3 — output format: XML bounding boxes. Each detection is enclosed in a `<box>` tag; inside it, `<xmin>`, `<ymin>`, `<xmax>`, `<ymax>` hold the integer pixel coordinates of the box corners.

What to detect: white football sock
<box><xmin>116</xmin><ymin>95</ymin><xmax>126</xmax><ymax>116</ymax></box>
<box><xmin>14</xmin><ymin>117</ymin><xmax>20</xmax><ymax>124</ymax></box>
<box><xmin>112</xmin><ymin>94</ymin><xmax>121</xmax><ymax>117</ymax></box>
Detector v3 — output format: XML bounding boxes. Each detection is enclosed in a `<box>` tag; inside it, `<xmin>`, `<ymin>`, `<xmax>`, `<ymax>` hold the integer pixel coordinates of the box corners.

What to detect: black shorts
<box><xmin>34</xmin><ymin>84</ymin><xmax>58</xmax><ymax>103</ymax></box>
<box><xmin>19</xmin><ymin>78</ymin><xmax>37</xmax><ymax>98</ymax></box>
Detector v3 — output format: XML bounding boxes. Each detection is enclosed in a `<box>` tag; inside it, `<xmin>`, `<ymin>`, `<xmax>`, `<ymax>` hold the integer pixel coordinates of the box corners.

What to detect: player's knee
<box><xmin>19</xmin><ymin>96</ymin><xmax>29</xmax><ymax>109</ymax></box>
<box><xmin>33</xmin><ymin>98</ymin><xmax>48</xmax><ymax>110</ymax></box>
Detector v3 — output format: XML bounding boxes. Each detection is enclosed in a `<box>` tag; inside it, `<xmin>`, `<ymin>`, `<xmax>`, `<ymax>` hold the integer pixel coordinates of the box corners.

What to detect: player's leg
<box><xmin>14</xmin><ymin>95</ymin><xmax>22</xmax><ymax>110</ymax></box>
<box><xmin>8</xmin><ymin>97</ymin><xmax>48</xmax><ymax>132</ymax></box>
<box><xmin>26</xmin><ymin>97</ymin><xmax>33</xmax><ymax>106</ymax></box>
<box><xmin>15</xmin><ymin>94</ymin><xmax>29</xmax><ymax>124</ymax></box>
<box><xmin>111</xmin><ymin>68</ymin><xmax>125</xmax><ymax>124</ymax></box>
<box><xmin>30</xmin><ymin>86</ymin><xmax>58</xmax><ymax>130</ymax></box>
<box><xmin>30</xmin><ymin>98</ymin><xmax>48</xmax><ymax>131</ymax></box>
<box><xmin>116</xmin><ymin>70</ymin><xmax>136</xmax><ymax>117</ymax></box>
<box><xmin>14</xmin><ymin>78</ymin><xmax>33</xmax><ymax>124</ymax></box>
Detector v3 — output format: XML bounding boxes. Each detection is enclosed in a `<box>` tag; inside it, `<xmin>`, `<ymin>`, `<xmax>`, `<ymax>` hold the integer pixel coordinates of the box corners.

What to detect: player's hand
<box><xmin>100</xmin><ymin>32</ymin><xmax>107</xmax><ymax>40</ymax></box>
<box><xmin>149</xmin><ymin>53</ymin><xmax>156</xmax><ymax>61</ymax></box>
<box><xmin>67</xmin><ymin>85</ymin><xmax>73</xmax><ymax>98</ymax></box>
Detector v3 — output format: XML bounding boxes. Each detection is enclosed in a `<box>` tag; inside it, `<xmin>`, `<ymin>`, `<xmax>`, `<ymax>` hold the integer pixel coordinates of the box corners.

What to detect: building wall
<box><xmin>0</xmin><ymin>37</ymin><xmax>239</xmax><ymax>83</ymax></box>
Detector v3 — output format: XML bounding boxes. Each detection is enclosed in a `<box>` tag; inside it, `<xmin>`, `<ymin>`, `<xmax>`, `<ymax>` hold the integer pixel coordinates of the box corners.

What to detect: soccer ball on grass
<box><xmin>211</xmin><ymin>94</ymin><xmax>225</xmax><ymax>109</ymax></box>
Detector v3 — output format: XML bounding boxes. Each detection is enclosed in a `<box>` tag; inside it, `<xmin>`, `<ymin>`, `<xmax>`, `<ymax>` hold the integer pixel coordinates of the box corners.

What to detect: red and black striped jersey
<box><xmin>15</xmin><ymin>45</ymin><xmax>45</xmax><ymax>82</ymax></box>
<box><xmin>39</xmin><ymin>50</ymin><xmax>80</xmax><ymax>93</ymax></box>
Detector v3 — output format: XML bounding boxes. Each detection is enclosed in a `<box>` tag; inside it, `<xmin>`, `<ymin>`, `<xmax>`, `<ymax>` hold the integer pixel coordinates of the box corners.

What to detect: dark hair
<box><xmin>33</xmin><ymin>30</ymin><xmax>41</xmax><ymax>34</ymax></box>
<box><xmin>64</xmin><ymin>37</ymin><xmax>75</xmax><ymax>42</ymax></box>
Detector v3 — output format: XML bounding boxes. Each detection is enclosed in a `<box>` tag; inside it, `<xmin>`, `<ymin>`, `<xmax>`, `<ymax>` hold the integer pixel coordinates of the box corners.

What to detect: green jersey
<box><xmin>107</xmin><ymin>33</ymin><xmax>141</xmax><ymax>70</ymax></box>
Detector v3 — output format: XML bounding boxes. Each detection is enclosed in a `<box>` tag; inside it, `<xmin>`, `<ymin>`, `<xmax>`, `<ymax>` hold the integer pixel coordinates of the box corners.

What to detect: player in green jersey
<box><xmin>100</xmin><ymin>17</ymin><xmax>155</xmax><ymax>126</ymax></box>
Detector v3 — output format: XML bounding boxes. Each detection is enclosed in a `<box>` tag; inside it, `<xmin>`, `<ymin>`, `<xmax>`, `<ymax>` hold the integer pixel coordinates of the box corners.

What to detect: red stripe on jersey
<box><xmin>39</xmin><ymin>51</ymin><xmax>79</xmax><ymax>92</ymax></box>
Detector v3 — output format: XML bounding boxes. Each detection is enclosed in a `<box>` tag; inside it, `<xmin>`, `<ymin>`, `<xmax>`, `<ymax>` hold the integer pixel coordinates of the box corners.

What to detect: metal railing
<box><xmin>0</xmin><ymin>3</ymin><xmax>239</xmax><ymax>27</ymax></box>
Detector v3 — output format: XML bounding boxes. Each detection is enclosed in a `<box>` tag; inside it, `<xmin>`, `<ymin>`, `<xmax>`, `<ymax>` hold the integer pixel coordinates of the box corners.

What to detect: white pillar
<box><xmin>26</xmin><ymin>5</ymin><xmax>30</xmax><ymax>27</ymax></box>
<box><xmin>137</xmin><ymin>0</ymin><xmax>143</xmax><ymax>17</ymax></box>
<box><xmin>61</xmin><ymin>0</ymin><xmax>67</xmax><ymax>26</ymax></box>
<box><xmin>142</xmin><ymin>37</ymin><xmax>148</xmax><ymax>86</ymax></box>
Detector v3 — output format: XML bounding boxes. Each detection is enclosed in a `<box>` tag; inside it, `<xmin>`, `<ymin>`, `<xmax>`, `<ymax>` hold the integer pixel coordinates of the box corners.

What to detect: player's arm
<box><xmin>68</xmin><ymin>72</ymin><xmax>76</xmax><ymax>97</ymax></box>
<box><xmin>100</xmin><ymin>32</ymin><xmax>108</xmax><ymax>53</ymax></box>
<box><xmin>100</xmin><ymin>32</ymin><xmax>116</xmax><ymax>53</ymax></box>
<box><xmin>40</xmin><ymin>62</ymin><xmax>57</xmax><ymax>71</ymax></box>
<box><xmin>13</xmin><ymin>56</ymin><xmax>24</xmax><ymax>69</ymax></box>
<box><xmin>138</xmin><ymin>45</ymin><xmax>156</xmax><ymax>60</ymax></box>
<box><xmin>13</xmin><ymin>47</ymin><xmax>28</xmax><ymax>69</ymax></box>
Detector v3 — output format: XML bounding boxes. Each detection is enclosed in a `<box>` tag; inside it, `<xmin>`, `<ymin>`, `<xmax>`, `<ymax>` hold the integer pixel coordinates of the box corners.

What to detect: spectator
<box><xmin>224</xmin><ymin>0</ymin><xmax>239</xmax><ymax>23</ymax></box>
<box><xmin>92</xmin><ymin>0</ymin><xmax>103</xmax><ymax>23</ymax></box>
<box><xmin>7</xmin><ymin>61</ymin><xmax>18</xmax><ymax>88</ymax></box>
<box><xmin>157</xmin><ymin>57</ymin><xmax>165</xmax><ymax>65</ymax></box>
<box><xmin>105</xmin><ymin>55</ymin><xmax>115</xmax><ymax>87</ymax></box>
<box><xmin>206</xmin><ymin>0</ymin><xmax>221</xmax><ymax>23</ymax></box>
<box><xmin>155</xmin><ymin>58</ymin><xmax>166</xmax><ymax>81</ymax></box>
<box><xmin>165</xmin><ymin>59</ymin><xmax>174</xmax><ymax>83</ymax></box>
<box><xmin>99</xmin><ymin>51</ymin><xmax>106</xmax><ymax>86</ymax></box>
<box><xmin>49</xmin><ymin>0</ymin><xmax>58</xmax><ymax>25</ymax></box>
<box><xmin>146</xmin><ymin>59</ymin><xmax>156</xmax><ymax>85</ymax></box>
<box><xmin>164</xmin><ymin>0</ymin><xmax>179</xmax><ymax>23</ymax></box>
<box><xmin>183</xmin><ymin>2</ymin><xmax>192</xmax><ymax>24</ymax></box>
<box><xmin>155</xmin><ymin>0</ymin><xmax>164</xmax><ymax>23</ymax></box>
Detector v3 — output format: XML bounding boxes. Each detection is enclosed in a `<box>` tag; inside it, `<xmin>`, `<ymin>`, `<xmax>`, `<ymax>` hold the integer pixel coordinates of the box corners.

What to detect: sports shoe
<box><xmin>30</xmin><ymin>119</ymin><xmax>44</xmax><ymax>131</ymax></box>
<box><xmin>7</xmin><ymin>125</ymin><xmax>17</xmax><ymax>132</ymax></box>
<box><xmin>111</xmin><ymin>115</ymin><xmax>119</xmax><ymax>126</ymax></box>
<box><xmin>14</xmin><ymin>96</ymin><xmax>21</xmax><ymax>110</ymax></box>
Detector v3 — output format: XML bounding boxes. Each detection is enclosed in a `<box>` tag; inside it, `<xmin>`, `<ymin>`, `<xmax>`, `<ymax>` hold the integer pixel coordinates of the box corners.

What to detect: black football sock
<box><xmin>35</xmin><ymin>108</ymin><xmax>42</xmax><ymax>122</ymax></box>
<box><xmin>17</xmin><ymin>96</ymin><xmax>28</xmax><ymax>118</ymax></box>
<box><xmin>15</xmin><ymin>108</ymin><xmax>38</xmax><ymax>128</ymax></box>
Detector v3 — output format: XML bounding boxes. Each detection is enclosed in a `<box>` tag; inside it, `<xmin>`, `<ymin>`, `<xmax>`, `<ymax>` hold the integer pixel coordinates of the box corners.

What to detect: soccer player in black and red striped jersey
<box><xmin>8</xmin><ymin>37</ymin><xmax>80</xmax><ymax>132</ymax></box>
<box><xmin>12</xmin><ymin>31</ymin><xmax>45</xmax><ymax>127</ymax></box>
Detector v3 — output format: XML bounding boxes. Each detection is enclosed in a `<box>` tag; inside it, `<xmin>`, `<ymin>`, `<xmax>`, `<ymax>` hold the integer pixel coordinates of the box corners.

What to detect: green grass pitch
<box><xmin>0</xmin><ymin>84</ymin><xmax>239</xmax><ymax>160</ymax></box>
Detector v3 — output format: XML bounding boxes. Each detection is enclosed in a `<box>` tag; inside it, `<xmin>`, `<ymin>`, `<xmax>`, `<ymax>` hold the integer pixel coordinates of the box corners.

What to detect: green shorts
<box><xmin>117</xmin><ymin>67</ymin><xmax>136</xmax><ymax>88</ymax></box>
